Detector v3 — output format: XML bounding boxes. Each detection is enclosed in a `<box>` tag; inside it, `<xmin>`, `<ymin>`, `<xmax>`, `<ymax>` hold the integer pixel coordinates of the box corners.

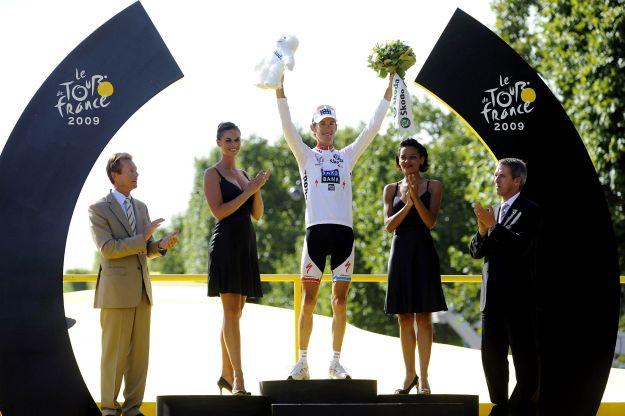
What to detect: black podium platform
<box><xmin>157</xmin><ymin>380</ymin><xmax>477</xmax><ymax>416</ymax></box>
<box><xmin>378</xmin><ymin>394</ymin><xmax>479</xmax><ymax>416</ymax></box>
<box><xmin>157</xmin><ymin>395</ymin><xmax>270</xmax><ymax>416</ymax></box>
<box><xmin>260</xmin><ymin>379</ymin><xmax>377</xmax><ymax>404</ymax></box>
<box><xmin>272</xmin><ymin>403</ymin><xmax>464</xmax><ymax>416</ymax></box>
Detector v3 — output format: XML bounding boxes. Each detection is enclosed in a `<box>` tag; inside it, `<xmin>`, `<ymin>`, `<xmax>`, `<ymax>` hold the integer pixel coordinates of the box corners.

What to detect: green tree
<box><xmin>156</xmin><ymin>99</ymin><xmax>496</xmax><ymax>338</ymax></box>
<box><xmin>151</xmin><ymin>214</ymin><xmax>186</xmax><ymax>274</ymax></box>
<box><xmin>491</xmin><ymin>0</ymin><xmax>625</xmax><ymax>273</ymax></box>
<box><xmin>492</xmin><ymin>0</ymin><xmax>625</xmax><ymax>360</ymax></box>
<box><xmin>336</xmin><ymin>97</ymin><xmax>494</xmax><ymax>333</ymax></box>
<box><xmin>152</xmin><ymin>149</ymin><xmax>220</xmax><ymax>275</ymax></box>
<box><xmin>237</xmin><ymin>136</ymin><xmax>305</xmax><ymax>274</ymax></box>
<box><xmin>63</xmin><ymin>267</ymin><xmax>94</xmax><ymax>293</ymax></box>
<box><xmin>412</xmin><ymin>99</ymin><xmax>497</xmax><ymax>326</ymax></box>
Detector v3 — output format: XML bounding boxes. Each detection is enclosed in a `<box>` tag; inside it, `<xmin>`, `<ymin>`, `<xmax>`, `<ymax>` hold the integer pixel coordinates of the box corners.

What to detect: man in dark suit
<box><xmin>470</xmin><ymin>158</ymin><xmax>540</xmax><ymax>416</ymax></box>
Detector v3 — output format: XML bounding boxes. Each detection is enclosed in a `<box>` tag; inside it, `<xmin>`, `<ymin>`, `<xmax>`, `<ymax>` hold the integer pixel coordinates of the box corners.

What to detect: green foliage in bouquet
<box><xmin>367</xmin><ymin>40</ymin><xmax>416</xmax><ymax>79</ymax></box>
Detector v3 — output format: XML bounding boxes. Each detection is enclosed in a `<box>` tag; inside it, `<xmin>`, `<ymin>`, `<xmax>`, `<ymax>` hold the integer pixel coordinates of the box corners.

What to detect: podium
<box><xmin>157</xmin><ymin>379</ymin><xmax>477</xmax><ymax>416</ymax></box>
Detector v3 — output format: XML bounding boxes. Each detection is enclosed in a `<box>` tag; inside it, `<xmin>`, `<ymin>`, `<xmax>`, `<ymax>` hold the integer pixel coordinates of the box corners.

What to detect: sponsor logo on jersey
<box><xmin>328</xmin><ymin>184</ymin><xmax>335</xmax><ymax>191</ymax></box>
<box><xmin>314</xmin><ymin>154</ymin><xmax>323</xmax><ymax>166</ymax></box>
<box><xmin>329</xmin><ymin>154</ymin><xmax>344</xmax><ymax>167</ymax></box>
<box><xmin>321</xmin><ymin>168</ymin><xmax>340</xmax><ymax>184</ymax></box>
<box><xmin>303</xmin><ymin>170</ymin><xmax>309</xmax><ymax>199</ymax></box>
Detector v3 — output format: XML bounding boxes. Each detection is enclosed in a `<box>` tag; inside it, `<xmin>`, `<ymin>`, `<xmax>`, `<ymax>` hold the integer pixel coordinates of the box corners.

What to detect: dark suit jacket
<box><xmin>470</xmin><ymin>195</ymin><xmax>540</xmax><ymax>312</ymax></box>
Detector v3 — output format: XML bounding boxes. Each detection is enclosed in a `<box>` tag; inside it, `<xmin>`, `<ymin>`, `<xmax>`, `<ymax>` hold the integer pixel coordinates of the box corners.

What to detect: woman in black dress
<box><xmin>204</xmin><ymin>122</ymin><xmax>270</xmax><ymax>395</ymax></box>
<box><xmin>383</xmin><ymin>138</ymin><xmax>447</xmax><ymax>395</ymax></box>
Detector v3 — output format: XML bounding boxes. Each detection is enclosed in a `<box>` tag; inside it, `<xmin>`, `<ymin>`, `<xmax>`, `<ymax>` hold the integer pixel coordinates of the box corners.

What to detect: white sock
<box><xmin>299</xmin><ymin>349</ymin><xmax>308</xmax><ymax>363</ymax></box>
<box><xmin>331</xmin><ymin>350</ymin><xmax>340</xmax><ymax>363</ymax></box>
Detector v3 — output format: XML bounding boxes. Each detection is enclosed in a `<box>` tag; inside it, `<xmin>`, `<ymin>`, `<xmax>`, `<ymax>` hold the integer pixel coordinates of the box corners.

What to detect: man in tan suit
<box><xmin>89</xmin><ymin>153</ymin><xmax>178</xmax><ymax>416</ymax></box>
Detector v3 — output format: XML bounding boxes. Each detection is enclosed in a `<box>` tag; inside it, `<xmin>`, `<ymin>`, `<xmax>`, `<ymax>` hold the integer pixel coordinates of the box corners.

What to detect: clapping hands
<box><xmin>472</xmin><ymin>202</ymin><xmax>496</xmax><ymax>235</ymax></box>
<box><xmin>246</xmin><ymin>169</ymin><xmax>271</xmax><ymax>194</ymax></box>
<box><xmin>143</xmin><ymin>218</ymin><xmax>164</xmax><ymax>241</ymax></box>
<box><xmin>406</xmin><ymin>174</ymin><xmax>420</xmax><ymax>202</ymax></box>
<box><xmin>144</xmin><ymin>218</ymin><xmax>179</xmax><ymax>251</ymax></box>
<box><xmin>158</xmin><ymin>230</ymin><xmax>179</xmax><ymax>251</ymax></box>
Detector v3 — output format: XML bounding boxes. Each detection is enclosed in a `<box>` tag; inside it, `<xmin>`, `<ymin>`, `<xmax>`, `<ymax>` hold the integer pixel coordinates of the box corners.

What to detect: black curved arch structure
<box><xmin>415</xmin><ymin>9</ymin><xmax>620</xmax><ymax>415</ymax></box>
<box><xmin>0</xmin><ymin>2</ymin><xmax>182</xmax><ymax>415</ymax></box>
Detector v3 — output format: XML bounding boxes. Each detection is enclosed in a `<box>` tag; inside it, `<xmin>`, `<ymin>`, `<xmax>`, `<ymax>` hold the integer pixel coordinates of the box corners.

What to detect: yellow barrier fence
<box><xmin>62</xmin><ymin>273</ymin><xmax>625</xmax><ymax>416</ymax></box>
<box><xmin>64</xmin><ymin>273</ymin><xmax>625</xmax><ymax>361</ymax></box>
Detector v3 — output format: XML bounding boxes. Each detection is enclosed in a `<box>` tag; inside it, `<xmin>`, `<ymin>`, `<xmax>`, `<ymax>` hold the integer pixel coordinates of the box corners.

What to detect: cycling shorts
<box><xmin>300</xmin><ymin>224</ymin><xmax>355</xmax><ymax>283</ymax></box>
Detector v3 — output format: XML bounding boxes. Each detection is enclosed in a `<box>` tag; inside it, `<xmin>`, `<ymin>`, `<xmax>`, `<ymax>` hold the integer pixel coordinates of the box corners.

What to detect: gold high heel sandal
<box><xmin>418</xmin><ymin>380</ymin><xmax>431</xmax><ymax>395</ymax></box>
<box><xmin>232</xmin><ymin>377</ymin><xmax>252</xmax><ymax>395</ymax></box>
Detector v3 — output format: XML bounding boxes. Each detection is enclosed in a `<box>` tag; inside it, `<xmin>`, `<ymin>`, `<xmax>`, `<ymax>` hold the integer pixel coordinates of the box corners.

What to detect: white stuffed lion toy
<box><xmin>255</xmin><ymin>35</ymin><xmax>299</xmax><ymax>89</ymax></box>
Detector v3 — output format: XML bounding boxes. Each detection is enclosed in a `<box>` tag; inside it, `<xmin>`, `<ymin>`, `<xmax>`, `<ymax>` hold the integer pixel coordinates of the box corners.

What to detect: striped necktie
<box><xmin>124</xmin><ymin>197</ymin><xmax>137</xmax><ymax>235</ymax></box>
<box><xmin>498</xmin><ymin>203</ymin><xmax>509</xmax><ymax>224</ymax></box>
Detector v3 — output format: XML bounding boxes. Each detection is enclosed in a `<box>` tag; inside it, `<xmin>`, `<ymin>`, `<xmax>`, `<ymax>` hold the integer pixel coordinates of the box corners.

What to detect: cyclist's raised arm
<box><xmin>343</xmin><ymin>74</ymin><xmax>393</xmax><ymax>168</ymax></box>
<box><xmin>276</xmin><ymin>75</ymin><xmax>309</xmax><ymax>164</ymax></box>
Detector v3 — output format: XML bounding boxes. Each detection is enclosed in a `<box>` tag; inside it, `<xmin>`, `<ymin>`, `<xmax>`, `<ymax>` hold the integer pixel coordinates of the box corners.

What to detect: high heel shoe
<box><xmin>418</xmin><ymin>380</ymin><xmax>431</xmax><ymax>395</ymax></box>
<box><xmin>232</xmin><ymin>377</ymin><xmax>252</xmax><ymax>395</ymax></box>
<box><xmin>217</xmin><ymin>377</ymin><xmax>233</xmax><ymax>395</ymax></box>
<box><xmin>394</xmin><ymin>375</ymin><xmax>419</xmax><ymax>394</ymax></box>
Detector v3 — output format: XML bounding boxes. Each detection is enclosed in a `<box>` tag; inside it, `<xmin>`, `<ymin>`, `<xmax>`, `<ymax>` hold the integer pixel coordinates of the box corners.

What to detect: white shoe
<box><xmin>287</xmin><ymin>360</ymin><xmax>310</xmax><ymax>380</ymax></box>
<box><xmin>328</xmin><ymin>360</ymin><xmax>351</xmax><ymax>379</ymax></box>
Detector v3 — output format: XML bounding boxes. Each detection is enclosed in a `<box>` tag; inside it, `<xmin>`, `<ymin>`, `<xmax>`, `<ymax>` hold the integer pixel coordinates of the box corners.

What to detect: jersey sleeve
<box><xmin>342</xmin><ymin>98</ymin><xmax>390</xmax><ymax>170</ymax></box>
<box><xmin>277</xmin><ymin>98</ymin><xmax>309</xmax><ymax>166</ymax></box>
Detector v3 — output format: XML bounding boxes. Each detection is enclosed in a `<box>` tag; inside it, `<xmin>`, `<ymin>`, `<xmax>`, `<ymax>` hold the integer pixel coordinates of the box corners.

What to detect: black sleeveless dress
<box><xmin>208</xmin><ymin>169</ymin><xmax>262</xmax><ymax>298</ymax></box>
<box><xmin>385</xmin><ymin>181</ymin><xmax>447</xmax><ymax>314</ymax></box>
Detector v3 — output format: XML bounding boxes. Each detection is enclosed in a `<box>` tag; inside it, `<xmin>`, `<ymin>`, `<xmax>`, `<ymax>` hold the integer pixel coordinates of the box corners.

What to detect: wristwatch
<box><xmin>157</xmin><ymin>241</ymin><xmax>167</xmax><ymax>254</ymax></box>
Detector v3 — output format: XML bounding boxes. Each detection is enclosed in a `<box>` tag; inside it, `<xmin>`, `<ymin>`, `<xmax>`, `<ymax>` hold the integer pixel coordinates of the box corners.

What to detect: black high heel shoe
<box><xmin>217</xmin><ymin>377</ymin><xmax>233</xmax><ymax>395</ymax></box>
<box><xmin>394</xmin><ymin>375</ymin><xmax>419</xmax><ymax>394</ymax></box>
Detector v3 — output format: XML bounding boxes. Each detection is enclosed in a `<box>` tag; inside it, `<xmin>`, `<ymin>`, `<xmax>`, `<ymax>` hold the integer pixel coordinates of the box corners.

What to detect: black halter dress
<box><xmin>208</xmin><ymin>169</ymin><xmax>262</xmax><ymax>298</ymax></box>
<box><xmin>385</xmin><ymin>181</ymin><xmax>447</xmax><ymax>314</ymax></box>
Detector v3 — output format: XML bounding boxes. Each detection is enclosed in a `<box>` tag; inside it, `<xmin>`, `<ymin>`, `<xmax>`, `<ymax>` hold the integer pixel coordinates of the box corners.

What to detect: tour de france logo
<box><xmin>481</xmin><ymin>75</ymin><xmax>536</xmax><ymax>132</ymax></box>
<box><xmin>54</xmin><ymin>68</ymin><xmax>114</xmax><ymax>126</ymax></box>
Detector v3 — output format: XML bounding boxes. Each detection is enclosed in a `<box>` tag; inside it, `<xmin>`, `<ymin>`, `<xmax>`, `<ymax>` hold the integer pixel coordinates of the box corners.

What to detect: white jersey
<box><xmin>277</xmin><ymin>97</ymin><xmax>390</xmax><ymax>228</ymax></box>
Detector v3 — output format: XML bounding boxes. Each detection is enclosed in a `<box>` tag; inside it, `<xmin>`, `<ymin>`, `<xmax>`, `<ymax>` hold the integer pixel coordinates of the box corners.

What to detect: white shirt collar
<box><xmin>111</xmin><ymin>189</ymin><xmax>131</xmax><ymax>209</ymax></box>
<box><xmin>502</xmin><ymin>191</ymin><xmax>520</xmax><ymax>208</ymax></box>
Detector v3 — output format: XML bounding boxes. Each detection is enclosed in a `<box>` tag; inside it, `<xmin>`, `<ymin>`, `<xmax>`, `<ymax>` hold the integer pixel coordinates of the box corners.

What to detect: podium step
<box><xmin>271</xmin><ymin>403</ymin><xmax>464</xmax><ymax>416</ymax></box>
<box><xmin>377</xmin><ymin>394</ymin><xmax>478</xmax><ymax>416</ymax></box>
<box><xmin>260</xmin><ymin>379</ymin><xmax>377</xmax><ymax>404</ymax></box>
<box><xmin>157</xmin><ymin>395</ymin><xmax>270</xmax><ymax>416</ymax></box>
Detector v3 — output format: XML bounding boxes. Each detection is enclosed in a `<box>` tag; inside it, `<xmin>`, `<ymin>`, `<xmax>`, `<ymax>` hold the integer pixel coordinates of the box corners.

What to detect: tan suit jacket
<box><xmin>89</xmin><ymin>192</ymin><xmax>163</xmax><ymax>308</ymax></box>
